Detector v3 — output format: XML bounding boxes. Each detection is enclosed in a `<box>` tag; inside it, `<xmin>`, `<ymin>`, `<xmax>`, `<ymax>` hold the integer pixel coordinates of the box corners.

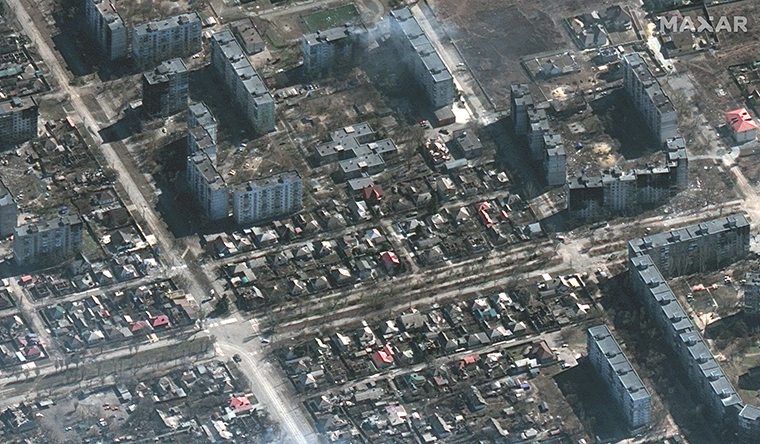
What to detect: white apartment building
<box><xmin>622</xmin><ymin>53</ymin><xmax>678</xmax><ymax>145</ymax></box>
<box><xmin>232</xmin><ymin>172</ymin><xmax>302</xmax><ymax>225</ymax></box>
<box><xmin>210</xmin><ymin>30</ymin><xmax>275</xmax><ymax>134</ymax></box>
<box><xmin>132</xmin><ymin>13</ymin><xmax>201</xmax><ymax>68</ymax></box>
<box><xmin>389</xmin><ymin>8</ymin><xmax>454</xmax><ymax>109</ymax></box>
<box><xmin>84</xmin><ymin>0</ymin><xmax>127</xmax><ymax>60</ymax></box>
<box><xmin>13</xmin><ymin>215</ymin><xmax>84</xmax><ymax>265</ymax></box>
<box><xmin>186</xmin><ymin>151</ymin><xmax>229</xmax><ymax>221</ymax></box>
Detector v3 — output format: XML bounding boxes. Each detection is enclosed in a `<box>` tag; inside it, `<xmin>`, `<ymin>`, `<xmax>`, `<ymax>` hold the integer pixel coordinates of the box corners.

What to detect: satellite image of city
<box><xmin>1</xmin><ymin>0</ymin><xmax>760</xmax><ymax>442</ymax></box>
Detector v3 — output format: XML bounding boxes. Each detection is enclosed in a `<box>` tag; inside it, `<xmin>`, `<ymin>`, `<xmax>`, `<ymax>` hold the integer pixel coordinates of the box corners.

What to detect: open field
<box><xmin>302</xmin><ymin>3</ymin><xmax>361</xmax><ymax>32</ymax></box>
<box><xmin>428</xmin><ymin>0</ymin><xmax>640</xmax><ymax>109</ymax></box>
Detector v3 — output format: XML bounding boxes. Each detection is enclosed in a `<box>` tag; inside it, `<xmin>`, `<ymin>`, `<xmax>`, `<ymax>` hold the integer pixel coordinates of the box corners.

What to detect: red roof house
<box><xmin>363</xmin><ymin>184</ymin><xmax>384</xmax><ymax>202</ymax></box>
<box><xmin>151</xmin><ymin>314</ymin><xmax>170</xmax><ymax>328</ymax></box>
<box><xmin>372</xmin><ymin>350</ymin><xmax>394</xmax><ymax>368</ymax></box>
<box><xmin>381</xmin><ymin>251</ymin><xmax>400</xmax><ymax>269</ymax></box>
<box><xmin>726</xmin><ymin>108</ymin><xmax>758</xmax><ymax>143</ymax></box>
<box><xmin>130</xmin><ymin>320</ymin><xmax>152</xmax><ymax>333</ymax></box>
<box><xmin>458</xmin><ymin>354</ymin><xmax>480</xmax><ymax>370</ymax></box>
<box><xmin>229</xmin><ymin>395</ymin><xmax>254</xmax><ymax>412</ymax></box>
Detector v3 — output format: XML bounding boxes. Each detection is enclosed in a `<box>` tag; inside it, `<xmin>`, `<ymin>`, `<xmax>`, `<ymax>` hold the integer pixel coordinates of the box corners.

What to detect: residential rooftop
<box><xmin>212</xmin><ymin>30</ymin><xmax>271</xmax><ymax>103</ymax></box>
<box><xmin>628</xmin><ymin>214</ymin><xmax>749</xmax><ymax>257</ymax></box>
<box><xmin>390</xmin><ymin>8</ymin><xmax>452</xmax><ymax>83</ymax></box>
<box><xmin>144</xmin><ymin>58</ymin><xmax>187</xmax><ymax>85</ymax></box>
<box><xmin>15</xmin><ymin>215</ymin><xmax>81</xmax><ymax>237</ymax></box>
<box><xmin>133</xmin><ymin>13</ymin><xmax>200</xmax><ymax>37</ymax></box>
<box><xmin>588</xmin><ymin>324</ymin><xmax>650</xmax><ymax>402</ymax></box>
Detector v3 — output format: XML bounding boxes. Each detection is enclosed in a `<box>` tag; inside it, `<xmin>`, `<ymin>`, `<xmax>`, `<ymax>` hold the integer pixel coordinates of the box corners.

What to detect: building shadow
<box><xmin>483</xmin><ymin>116</ymin><xmax>547</xmax><ymax>200</ymax></box>
<box><xmin>554</xmin><ymin>357</ymin><xmax>630</xmax><ymax>442</ymax></box>
<box><xmin>188</xmin><ymin>65</ymin><xmax>259</xmax><ymax>146</ymax></box>
<box><xmin>361</xmin><ymin>39</ymin><xmax>439</xmax><ymax>125</ymax></box>
<box><xmin>99</xmin><ymin>105</ymin><xmax>143</xmax><ymax>143</ymax></box>
<box><xmin>51</xmin><ymin>6</ymin><xmax>137</xmax><ymax>81</ymax></box>
<box><xmin>588</xmin><ymin>89</ymin><xmax>660</xmax><ymax>161</ymax></box>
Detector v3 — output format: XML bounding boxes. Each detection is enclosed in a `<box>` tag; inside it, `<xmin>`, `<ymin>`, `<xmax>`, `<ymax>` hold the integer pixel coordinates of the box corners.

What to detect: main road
<box><xmin>4</xmin><ymin>0</ymin><xmax>318</xmax><ymax>442</ymax></box>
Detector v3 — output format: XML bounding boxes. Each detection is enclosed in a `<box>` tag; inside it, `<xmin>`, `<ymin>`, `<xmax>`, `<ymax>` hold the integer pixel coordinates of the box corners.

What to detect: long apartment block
<box><xmin>622</xmin><ymin>53</ymin><xmax>678</xmax><ymax>145</ymax></box>
<box><xmin>587</xmin><ymin>325</ymin><xmax>651</xmax><ymax>430</ymax></box>
<box><xmin>628</xmin><ymin>215</ymin><xmax>759</xmax><ymax>442</ymax></box>
<box><xmin>567</xmin><ymin>137</ymin><xmax>688</xmax><ymax>219</ymax></box>
<box><xmin>211</xmin><ymin>30</ymin><xmax>275</xmax><ymax>134</ymax></box>
<box><xmin>389</xmin><ymin>8</ymin><xmax>454</xmax><ymax>109</ymax></box>
<box><xmin>132</xmin><ymin>13</ymin><xmax>202</xmax><ymax>68</ymax></box>
<box><xmin>628</xmin><ymin>214</ymin><xmax>750</xmax><ymax>278</ymax></box>
<box><xmin>629</xmin><ymin>255</ymin><xmax>744</xmax><ymax>427</ymax></box>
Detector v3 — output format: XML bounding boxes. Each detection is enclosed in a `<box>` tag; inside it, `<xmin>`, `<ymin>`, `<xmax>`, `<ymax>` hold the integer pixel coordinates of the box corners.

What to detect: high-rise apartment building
<box><xmin>389</xmin><ymin>8</ymin><xmax>454</xmax><ymax>109</ymax></box>
<box><xmin>628</xmin><ymin>214</ymin><xmax>750</xmax><ymax>278</ymax></box>
<box><xmin>587</xmin><ymin>325</ymin><xmax>651</xmax><ymax>430</ymax></box>
<box><xmin>132</xmin><ymin>13</ymin><xmax>201</xmax><ymax>68</ymax></box>
<box><xmin>142</xmin><ymin>58</ymin><xmax>189</xmax><ymax>117</ymax></box>
<box><xmin>0</xmin><ymin>97</ymin><xmax>37</xmax><ymax>147</ymax></box>
<box><xmin>210</xmin><ymin>31</ymin><xmax>275</xmax><ymax>134</ymax></box>
<box><xmin>232</xmin><ymin>172</ymin><xmax>302</xmax><ymax>225</ymax></box>
<box><xmin>186</xmin><ymin>151</ymin><xmax>229</xmax><ymax>221</ymax></box>
<box><xmin>302</xmin><ymin>26</ymin><xmax>363</xmax><ymax>79</ymax></box>
<box><xmin>84</xmin><ymin>0</ymin><xmax>127</xmax><ymax>60</ymax></box>
<box><xmin>622</xmin><ymin>53</ymin><xmax>678</xmax><ymax>145</ymax></box>
<box><xmin>13</xmin><ymin>215</ymin><xmax>84</xmax><ymax>265</ymax></box>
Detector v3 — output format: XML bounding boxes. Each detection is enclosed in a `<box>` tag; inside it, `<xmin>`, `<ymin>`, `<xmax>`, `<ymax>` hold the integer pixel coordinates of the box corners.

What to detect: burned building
<box><xmin>302</xmin><ymin>26</ymin><xmax>364</xmax><ymax>79</ymax></box>
<box><xmin>142</xmin><ymin>58</ymin><xmax>189</xmax><ymax>118</ymax></box>
<box><xmin>567</xmin><ymin>137</ymin><xmax>688</xmax><ymax>218</ymax></box>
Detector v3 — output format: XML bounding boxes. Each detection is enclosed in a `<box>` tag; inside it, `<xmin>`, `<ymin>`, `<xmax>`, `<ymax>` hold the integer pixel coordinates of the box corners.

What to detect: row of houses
<box><xmin>627</xmin><ymin>215</ymin><xmax>758</xmax><ymax>443</ymax></box>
